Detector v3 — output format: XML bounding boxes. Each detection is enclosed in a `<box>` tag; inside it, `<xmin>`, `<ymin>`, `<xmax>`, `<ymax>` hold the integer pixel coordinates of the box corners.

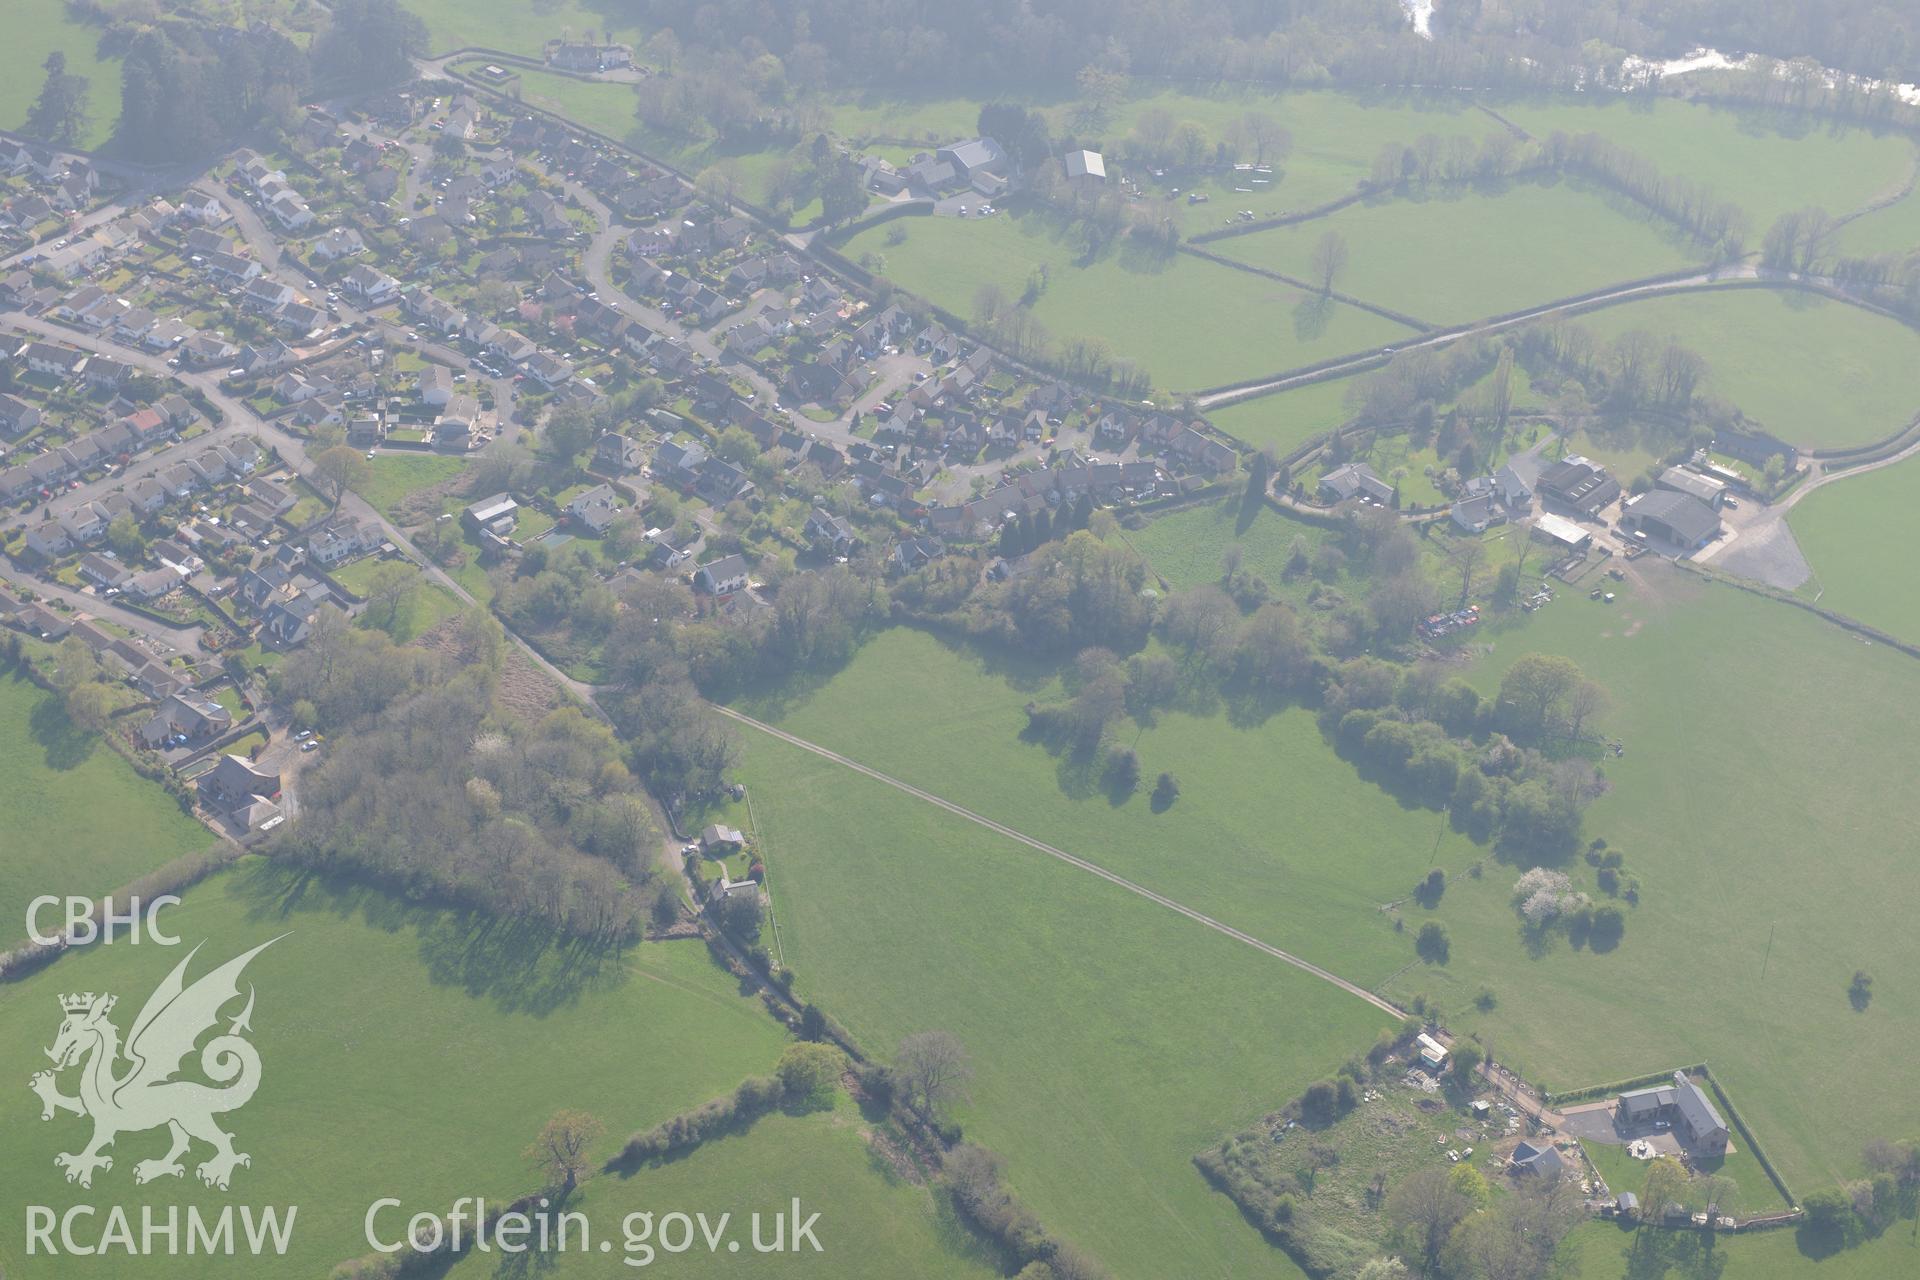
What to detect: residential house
<box><xmin>343</xmin><ymin>263</ymin><xmax>400</xmax><ymax>304</ymax></box>
<box><xmin>311</xmin><ymin>227</ymin><xmax>367</xmax><ymax>262</ymax></box>
<box><xmin>592</xmin><ymin>432</ymin><xmax>645</xmax><ymax>473</ymax></box>
<box><xmin>563</xmin><ymin>483</ymin><xmax>622</xmax><ymax>534</ymax></box>
<box><xmin>138</xmin><ymin>693</ymin><xmax>233</xmax><ymax>749</ymax></box>
<box><xmin>309</xmin><ymin>518</ymin><xmax>378</xmax><ymax>566</ymax></box>
<box><xmin>805</xmin><ymin>507</ymin><xmax>860</xmax><ymax>557</ymax></box>
<box><xmin>693</xmin><ymin>553</ymin><xmax>750</xmax><ymax>596</ymax></box>
<box><xmin>1318</xmin><ymin>461</ymin><xmax>1395</xmax><ymax>505</ymax></box>
<box><xmin>199</xmin><ymin>754</ymin><xmax>281</xmax><ymax>808</ymax></box>
<box><xmin>1616</xmin><ymin>1073</ymin><xmax>1729</xmax><ymax>1156</ymax></box>
<box><xmin>0</xmin><ymin>394</ymin><xmax>42</xmax><ymax>436</ymax></box>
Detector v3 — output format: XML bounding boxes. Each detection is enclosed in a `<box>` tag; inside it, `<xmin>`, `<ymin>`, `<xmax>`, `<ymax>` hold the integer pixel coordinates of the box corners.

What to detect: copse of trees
<box><xmin>103</xmin><ymin>0</ymin><xmax>418</xmax><ymax>161</ymax></box>
<box><xmin>271</xmin><ymin>617</ymin><xmax>667</xmax><ymax>940</ymax></box>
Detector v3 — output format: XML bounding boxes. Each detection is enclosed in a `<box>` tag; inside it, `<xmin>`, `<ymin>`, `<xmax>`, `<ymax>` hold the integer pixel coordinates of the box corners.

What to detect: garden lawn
<box><xmin>1214</xmin><ymin>180</ymin><xmax>1698</xmax><ymax>325</ymax></box>
<box><xmin>444</xmin><ymin>1095</ymin><xmax>1002</xmax><ymax>1278</ymax></box>
<box><xmin>1387</xmin><ymin>572</ymin><xmax>1920</xmax><ymax>1196</ymax></box>
<box><xmin>0</xmin><ymin>861</ymin><xmax>788</xmax><ymax>1279</ymax></box>
<box><xmin>357</xmin><ymin>454</ymin><xmax>469</xmax><ymax>521</ymax></box>
<box><xmin>0</xmin><ymin>0</ymin><xmax>121</xmax><ymax>150</ymax></box>
<box><xmin>1577</xmin><ymin>286</ymin><xmax>1920</xmax><ymax>449</ymax></box>
<box><xmin>740</xmin><ymin>730</ymin><xmax>1394</xmax><ymax>1280</ymax></box>
<box><xmin>0</xmin><ymin>665</ymin><xmax>209</xmax><ymax>949</ymax></box>
<box><xmin>1498</xmin><ymin>97</ymin><xmax>1912</xmax><ymax>230</ymax></box>
<box><xmin>1579</xmin><ymin>1136</ymin><xmax>1785</xmax><ymax>1217</ymax></box>
<box><xmin>840</xmin><ymin>210</ymin><xmax>1414</xmax><ymax>390</ymax></box>
<box><xmin>1788</xmin><ymin>451</ymin><xmax>1920</xmax><ymax>645</ymax></box>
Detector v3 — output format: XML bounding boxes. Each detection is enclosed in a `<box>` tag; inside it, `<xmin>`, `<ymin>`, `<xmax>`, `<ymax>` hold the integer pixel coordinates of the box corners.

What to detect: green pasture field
<box><xmin>443</xmin><ymin>1095</ymin><xmax>1002</xmax><ymax>1278</ymax></box>
<box><xmin>1208</xmin><ymin>376</ymin><xmax>1362</xmax><ymax>454</ymax></box>
<box><xmin>0</xmin><ymin>861</ymin><xmax>788</xmax><ymax>1279</ymax></box>
<box><xmin>1497</xmin><ymin>96</ymin><xmax>1914</xmax><ymax>230</ymax></box>
<box><xmin>838</xmin><ymin>209</ymin><xmax>1415</xmax><ymax>390</ymax></box>
<box><xmin>738</xmin><ymin>729</ymin><xmax>1394</xmax><ymax>1280</ymax></box>
<box><xmin>1388</xmin><ymin>571</ymin><xmax>1920</xmax><ymax>1195</ymax></box>
<box><xmin>1788</xmin><ymin>452</ymin><xmax>1920</xmax><ymax>645</ymax></box>
<box><xmin>357</xmin><ymin>454</ymin><xmax>469</xmax><ymax>521</ymax></box>
<box><xmin>410</xmin><ymin>0</ymin><xmax>648</xmax><ymax>55</ymax></box>
<box><xmin>1833</xmin><ymin>183</ymin><xmax>1920</xmax><ymax>258</ymax></box>
<box><xmin>1557</xmin><ymin>1214</ymin><xmax>1920</xmax><ymax>1279</ymax></box>
<box><xmin>1126</xmin><ymin>497</ymin><xmax>1335</xmax><ymax>597</ymax></box>
<box><xmin>741</xmin><ymin>625</ymin><xmax>1492</xmax><ymax>988</ymax></box>
<box><xmin>0</xmin><ymin>664</ymin><xmax>209</xmax><ymax>949</ymax></box>
<box><xmin>1091</xmin><ymin>87</ymin><xmax>1504</xmax><ymax>216</ymax></box>
<box><xmin>1204</xmin><ymin>358</ymin><xmax>1543</xmax><ymax>457</ymax></box>
<box><xmin>1213</xmin><ymin>180</ymin><xmax>1700</xmax><ymax>325</ymax></box>
<box><xmin>1576</xmin><ymin>286</ymin><xmax>1920</xmax><ymax>449</ymax></box>
<box><xmin>0</xmin><ymin>0</ymin><xmax>122</xmax><ymax>151</ymax></box>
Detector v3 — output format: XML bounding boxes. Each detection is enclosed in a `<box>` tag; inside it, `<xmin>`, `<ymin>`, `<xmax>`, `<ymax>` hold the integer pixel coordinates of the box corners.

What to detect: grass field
<box><xmin>1577</xmin><ymin>286</ymin><xmax>1920</xmax><ymax>449</ymax></box>
<box><xmin>739</xmin><ymin>729</ymin><xmax>1394</xmax><ymax>1280</ymax></box>
<box><xmin>357</xmin><ymin>454</ymin><xmax>469</xmax><ymax>521</ymax></box>
<box><xmin>839</xmin><ymin>209</ymin><xmax>1414</xmax><ymax>390</ymax></box>
<box><xmin>1213</xmin><ymin>179</ymin><xmax>1699</xmax><ymax>325</ymax></box>
<box><xmin>444</xmin><ymin>1096</ymin><xmax>1002</xmax><ymax>1278</ymax></box>
<box><xmin>0</xmin><ymin>862</ymin><xmax>789</xmax><ymax>1279</ymax></box>
<box><xmin>1086</xmin><ymin>87</ymin><xmax>1504</xmax><ymax>217</ymax></box>
<box><xmin>1126</xmin><ymin>497</ymin><xmax>1332</xmax><ymax>595</ymax></box>
<box><xmin>741</xmin><ymin>625</ymin><xmax>1490</xmax><ymax>988</ymax></box>
<box><xmin>409</xmin><ymin>0</ymin><xmax>648</xmax><ymax>56</ymax></box>
<box><xmin>1207</xmin><ymin>376</ymin><xmax>1363</xmax><ymax>454</ymax></box>
<box><xmin>1497</xmin><ymin>97</ymin><xmax>1914</xmax><ymax>231</ymax></box>
<box><xmin>0</xmin><ymin>665</ymin><xmax>210</xmax><ymax>948</ymax></box>
<box><xmin>1386</xmin><ymin>571</ymin><xmax>1920</xmax><ymax>1196</ymax></box>
<box><xmin>1834</xmin><ymin>183</ymin><xmax>1920</xmax><ymax>258</ymax></box>
<box><xmin>0</xmin><ymin>0</ymin><xmax>121</xmax><ymax>151</ymax></box>
<box><xmin>1788</xmin><ymin>452</ymin><xmax>1920</xmax><ymax>644</ymax></box>
<box><xmin>1558</xmin><ymin>1214</ymin><xmax>1920</xmax><ymax>1279</ymax></box>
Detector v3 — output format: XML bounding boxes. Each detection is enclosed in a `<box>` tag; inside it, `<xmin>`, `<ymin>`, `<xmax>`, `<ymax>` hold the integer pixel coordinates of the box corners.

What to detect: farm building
<box><xmin>1065</xmin><ymin>149</ymin><xmax>1107</xmax><ymax>188</ymax></box>
<box><xmin>1656</xmin><ymin>466</ymin><xmax>1727</xmax><ymax>508</ymax></box>
<box><xmin>1531</xmin><ymin>512</ymin><xmax>1592</xmax><ymax>555</ymax></box>
<box><xmin>462</xmin><ymin>493</ymin><xmax>519</xmax><ymax>535</ymax></box>
<box><xmin>1535</xmin><ymin>456</ymin><xmax>1621</xmax><ymax>518</ymax></box>
<box><xmin>1616</xmin><ymin>1072</ymin><xmax>1730</xmax><ymax>1156</ymax></box>
<box><xmin>1620</xmin><ymin>490</ymin><xmax>1722</xmax><ymax>554</ymax></box>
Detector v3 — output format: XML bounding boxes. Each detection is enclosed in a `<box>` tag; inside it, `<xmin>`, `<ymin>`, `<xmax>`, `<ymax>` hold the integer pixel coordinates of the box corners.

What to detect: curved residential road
<box><xmin>712</xmin><ymin>704</ymin><xmax>1408</xmax><ymax>1022</ymax></box>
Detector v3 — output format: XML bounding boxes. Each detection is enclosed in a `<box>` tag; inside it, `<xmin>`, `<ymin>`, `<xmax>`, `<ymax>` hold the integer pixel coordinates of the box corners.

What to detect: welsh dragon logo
<box><xmin>28</xmin><ymin>938</ymin><xmax>282</xmax><ymax>1191</ymax></box>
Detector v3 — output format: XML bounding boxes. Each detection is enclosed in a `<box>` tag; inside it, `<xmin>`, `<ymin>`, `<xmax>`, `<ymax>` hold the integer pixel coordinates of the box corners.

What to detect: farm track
<box><xmin>712</xmin><ymin>704</ymin><xmax>1408</xmax><ymax>1022</ymax></box>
